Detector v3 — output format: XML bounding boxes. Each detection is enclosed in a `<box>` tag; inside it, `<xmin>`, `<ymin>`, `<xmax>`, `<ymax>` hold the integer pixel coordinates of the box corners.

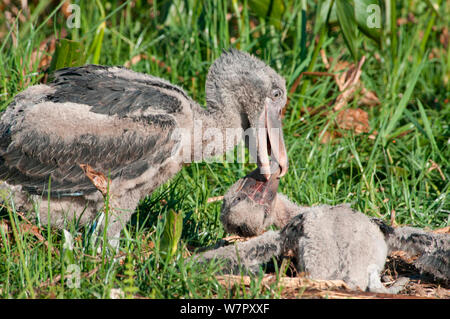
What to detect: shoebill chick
<box><xmin>196</xmin><ymin>166</ymin><xmax>449</xmax><ymax>293</ymax></box>
<box><xmin>0</xmin><ymin>49</ymin><xmax>289</xmax><ymax>249</ymax></box>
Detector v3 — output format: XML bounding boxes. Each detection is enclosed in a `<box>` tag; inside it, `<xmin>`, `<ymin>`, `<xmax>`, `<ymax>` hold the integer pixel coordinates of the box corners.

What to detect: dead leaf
<box><xmin>323</xmin><ymin>51</ymin><xmax>379</xmax><ymax>108</ymax></box>
<box><xmin>215</xmin><ymin>274</ymin><xmax>437</xmax><ymax>299</ymax></box>
<box><xmin>215</xmin><ymin>257</ymin><xmax>449</xmax><ymax>299</ymax></box>
<box><xmin>358</xmin><ymin>87</ymin><xmax>380</xmax><ymax>107</ymax></box>
<box><xmin>19</xmin><ymin>223</ymin><xmax>45</xmax><ymax>242</ymax></box>
<box><xmin>396</xmin><ymin>17</ymin><xmax>408</xmax><ymax>26</ymax></box>
<box><xmin>333</xmin><ymin>60</ymin><xmax>352</xmax><ymax>74</ymax></box>
<box><xmin>320</xmin><ymin>49</ymin><xmax>330</xmax><ymax>69</ymax></box>
<box><xmin>61</xmin><ymin>1</ymin><xmax>72</xmax><ymax>19</ymax></box>
<box><xmin>314</xmin><ymin>54</ymin><xmax>376</xmax><ymax>143</ymax></box>
<box><xmin>336</xmin><ymin>108</ymin><xmax>370</xmax><ymax>134</ymax></box>
<box><xmin>390</xmin><ymin>209</ymin><xmax>398</xmax><ymax>227</ymax></box>
<box><xmin>333</xmin><ymin>56</ymin><xmax>366</xmax><ymax>111</ymax></box>
<box><xmin>23</xmin><ymin>29</ymin><xmax>68</xmax><ymax>85</ymax></box>
<box><xmin>319</xmin><ymin>129</ymin><xmax>333</xmax><ymax>144</ymax></box>
<box><xmin>428</xmin><ymin>48</ymin><xmax>442</xmax><ymax>60</ymax></box>
<box><xmin>428</xmin><ymin>159</ymin><xmax>446</xmax><ymax>181</ymax></box>
<box><xmin>319</xmin><ymin>128</ymin><xmax>341</xmax><ymax>144</ymax></box>
<box><xmin>124</xmin><ymin>53</ymin><xmax>148</xmax><ymax>68</ymax></box>
<box><xmin>0</xmin><ymin>209</ymin><xmax>59</xmax><ymax>255</ymax></box>
<box><xmin>396</xmin><ymin>13</ymin><xmax>416</xmax><ymax>27</ymax></box>
<box><xmin>79</xmin><ymin>164</ymin><xmax>110</xmax><ymax>196</ymax></box>
<box><xmin>440</xmin><ymin>26</ymin><xmax>448</xmax><ymax>49</ymax></box>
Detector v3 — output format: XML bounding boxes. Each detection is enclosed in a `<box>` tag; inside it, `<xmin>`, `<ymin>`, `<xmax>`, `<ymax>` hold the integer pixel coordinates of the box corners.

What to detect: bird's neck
<box><xmin>273</xmin><ymin>194</ymin><xmax>304</xmax><ymax>228</ymax></box>
<box><xmin>189</xmin><ymin>101</ymin><xmax>247</xmax><ymax>162</ymax></box>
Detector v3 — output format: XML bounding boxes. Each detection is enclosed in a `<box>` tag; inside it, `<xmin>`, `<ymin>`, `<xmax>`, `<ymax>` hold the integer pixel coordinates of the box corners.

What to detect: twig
<box><xmin>207</xmin><ymin>195</ymin><xmax>224</xmax><ymax>203</ymax></box>
<box><xmin>333</xmin><ymin>56</ymin><xmax>366</xmax><ymax>111</ymax></box>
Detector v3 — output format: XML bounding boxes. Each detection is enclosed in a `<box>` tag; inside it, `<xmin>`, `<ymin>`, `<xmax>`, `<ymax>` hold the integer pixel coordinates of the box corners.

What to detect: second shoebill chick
<box><xmin>198</xmin><ymin>167</ymin><xmax>450</xmax><ymax>293</ymax></box>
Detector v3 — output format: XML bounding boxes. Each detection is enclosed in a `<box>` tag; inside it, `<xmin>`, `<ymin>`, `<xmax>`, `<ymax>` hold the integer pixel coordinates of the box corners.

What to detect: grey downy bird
<box><xmin>196</xmin><ymin>165</ymin><xmax>449</xmax><ymax>293</ymax></box>
<box><xmin>0</xmin><ymin>49</ymin><xmax>289</xmax><ymax>249</ymax></box>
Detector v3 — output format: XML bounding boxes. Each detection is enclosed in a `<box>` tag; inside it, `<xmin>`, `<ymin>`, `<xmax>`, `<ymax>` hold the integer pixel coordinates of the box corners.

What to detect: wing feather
<box><xmin>48</xmin><ymin>65</ymin><xmax>183</xmax><ymax>116</ymax></box>
<box><xmin>0</xmin><ymin>65</ymin><xmax>185</xmax><ymax>197</ymax></box>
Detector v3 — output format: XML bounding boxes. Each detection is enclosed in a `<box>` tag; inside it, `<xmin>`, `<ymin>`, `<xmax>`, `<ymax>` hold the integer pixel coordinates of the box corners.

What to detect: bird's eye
<box><xmin>272</xmin><ymin>89</ymin><xmax>282</xmax><ymax>99</ymax></box>
<box><xmin>232</xmin><ymin>194</ymin><xmax>244</xmax><ymax>206</ymax></box>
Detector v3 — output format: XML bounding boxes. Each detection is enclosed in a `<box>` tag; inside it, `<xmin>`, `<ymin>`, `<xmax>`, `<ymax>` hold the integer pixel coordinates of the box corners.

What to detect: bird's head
<box><xmin>206</xmin><ymin>49</ymin><xmax>288</xmax><ymax>179</ymax></box>
<box><xmin>220</xmin><ymin>162</ymin><xmax>280</xmax><ymax>237</ymax></box>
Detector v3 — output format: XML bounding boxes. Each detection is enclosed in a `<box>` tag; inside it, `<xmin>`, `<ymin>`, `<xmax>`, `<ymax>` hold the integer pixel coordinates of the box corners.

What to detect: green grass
<box><xmin>0</xmin><ymin>0</ymin><xmax>449</xmax><ymax>298</ymax></box>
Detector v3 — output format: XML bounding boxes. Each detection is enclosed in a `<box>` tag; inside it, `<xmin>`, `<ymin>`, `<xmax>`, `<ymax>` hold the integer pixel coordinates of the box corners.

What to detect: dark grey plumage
<box><xmin>0</xmin><ymin>65</ymin><xmax>179</xmax><ymax>198</ymax></box>
<box><xmin>48</xmin><ymin>65</ymin><xmax>183</xmax><ymax>116</ymax></box>
<box><xmin>196</xmin><ymin>230</ymin><xmax>283</xmax><ymax>274</ymax></box>
<box><xmin>372</xmin><ymin>219</ymin><xmax>450</xmax><ymax>281</ymax></box>
<box><xmin>0</xmin><ymin>49</ymin><xmax>289</xmax><ymax>249</ymax></box>
<box><xmin>195</xmin><ymin>170</ymin><xmax>450</xmax><ymax>293</ymax></box>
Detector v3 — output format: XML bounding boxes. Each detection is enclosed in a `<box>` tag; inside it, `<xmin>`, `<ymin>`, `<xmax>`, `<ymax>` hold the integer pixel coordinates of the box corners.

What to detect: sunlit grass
<box><xmin>0</xmin><ymin>0</ymin><xmax>448</xmax><ymax>298</ymax></box>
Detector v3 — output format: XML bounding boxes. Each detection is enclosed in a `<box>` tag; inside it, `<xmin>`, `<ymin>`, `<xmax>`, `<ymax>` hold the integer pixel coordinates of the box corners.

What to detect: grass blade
<box><xmin>416</xmin><ymin>99</ymin><xmax>444</xmax><ymax>162</ymax></box>
<box><xmin>335</xmin><ymin>0</ymin><xmax>358</xmax><ymax>60</ymax></box>
<box><xmin>381</xmin><ymin>60</ymin><xmax>426</xmax><ymax>146</ymax></box>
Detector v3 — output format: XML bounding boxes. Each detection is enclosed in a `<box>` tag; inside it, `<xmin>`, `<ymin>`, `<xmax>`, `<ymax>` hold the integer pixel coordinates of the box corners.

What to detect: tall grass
<box><xmin>0</xmin><ymin>0</ymin><xmax>448</xmax><ymax>298</ymax></box>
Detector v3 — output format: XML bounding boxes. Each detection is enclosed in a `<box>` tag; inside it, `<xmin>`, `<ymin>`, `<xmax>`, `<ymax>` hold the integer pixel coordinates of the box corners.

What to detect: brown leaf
<box><xmin>19</xmin><ymin>223</ymin><xmax>45</xmax><ymax>242</ymax></box>
<box><xmin>321</xmin><ymin>52</ymin><xmax>351</xmax><ymax>73</ymax></box>
<box><xmin>358</xmin><ymin>87</ymin><xmax>381</xmax><ymax>107</ymax></box>
<box><xmin>320</xmin><ymin>49</ymin><xmax>330</xmax><ymax>69</ymax></box>
<box><xmin>124</xmin><ymin>53</ymin><xmax>148</xmax><ymax>68</ymax></box>
<box><xmin>333</xmin><ymin>60</ymin><xmax>352</xmax><ymax>74</ymax></box>
<box><xmin>217</xmin><ymin>274</ymin><xmax>351</xmax><ymax>291</ymax></box>
<box><xmin>326</xmin><ymin>53</ymin><xmax>380</xmax><ymax>110</ymax></box>
<box><xmin>319</xmin><ymin>130</ymin><xmax>333</xmax><ymax>144</ymax></box>
<box><xmin>440</xmin><ymin>26</ymin><xmax>448</xmax><ymax>49</ymax></box>
<box><xmin>428</xmin><ymin>159</ymin><xmax>446</xmax><ymax>181</ymax></box>
<box><xmin>61</xmin><ymin>1</ymin><xmax>72</xmax><ymax>19</ymax></box>
<box><xmin>333</xmin><ymin>56</ymin><xmax>366</xmax><ymax>111</ymax></box>
<box><xmin>396</xmin><ymin>17</ymin><xmax>406</xmax><ymax>26</ymax></box>
<box><xmin>390</xmin><ymin>209</ymin><xmax>398</xmax><ymax>227</ymax></box>
<box><xmin>336</xmin><ymin>108</ymin><xmax>370</xmax><ymax>134</ymax></box>
<box><xmin>79</xmin><ymin>164</ymin><xmax>110</xmax><ymax>196</ymax></box>
<box><xmin>319</xmin><ymin>128</ymin><xmax>342</xmax><ymax>144</ymax></box>
<box><xmin>24</xmin><ymin>29</ymin><xmax>68</xmax><ymax>85</ymax></box>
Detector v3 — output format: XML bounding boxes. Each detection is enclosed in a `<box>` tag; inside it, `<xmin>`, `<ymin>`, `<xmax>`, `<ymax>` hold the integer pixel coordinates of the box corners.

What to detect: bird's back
<box><xmin>0</xmin><ymin>65</ymin><xmax>191</xmax><ymax>199</ymax></box>
<box><xmin>288</xmin><ymin>205</ymin><xmax>387</xmax><ymax>289</ymax></box>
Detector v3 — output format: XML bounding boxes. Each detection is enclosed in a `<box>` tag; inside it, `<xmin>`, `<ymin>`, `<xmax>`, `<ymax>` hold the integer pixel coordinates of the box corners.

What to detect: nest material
<box><xmin>215</xmin><ymin>236</ymin><xmax>449</xmax><ymax>299</ymax></box>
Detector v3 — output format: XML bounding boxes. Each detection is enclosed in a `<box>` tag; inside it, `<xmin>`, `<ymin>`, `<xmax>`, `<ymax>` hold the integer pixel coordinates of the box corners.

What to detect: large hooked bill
<box><xmin>256</xmin><ymin>98</ymin><xmax>288</xmax><ymax>180</ymax></box>
<box><xmin>235</xmin><ymin>161</ymin><xmax>281</xmax><ymax>207</ymax></box>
